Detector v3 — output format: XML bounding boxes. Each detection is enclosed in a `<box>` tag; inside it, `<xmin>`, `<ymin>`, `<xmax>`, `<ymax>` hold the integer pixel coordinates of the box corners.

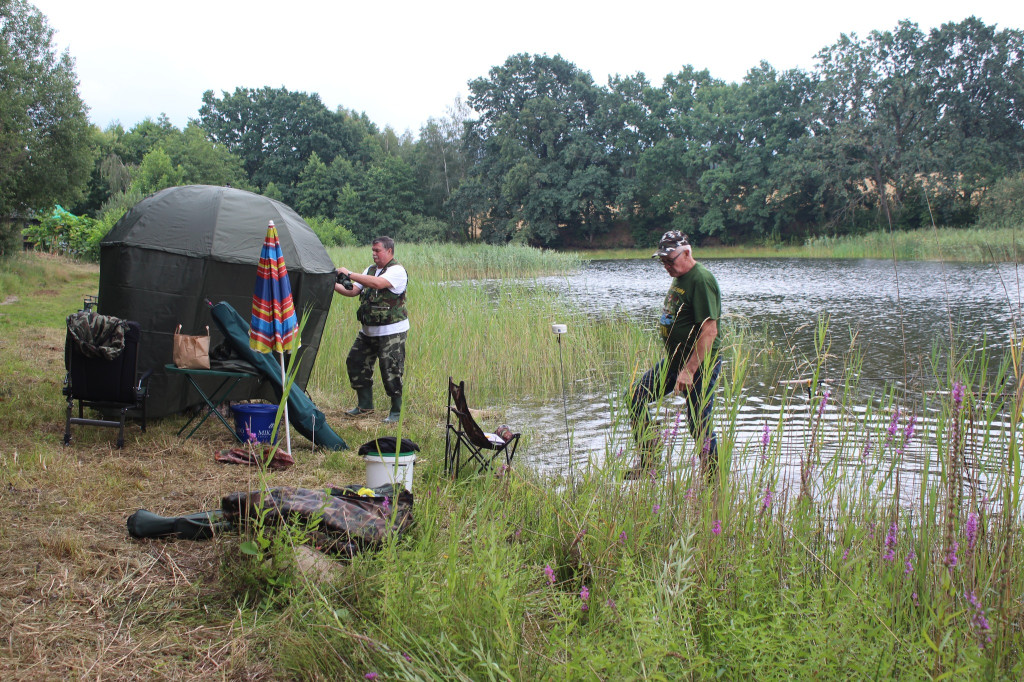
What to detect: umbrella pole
<box><xmin>280</xmin><ymin>353</ymin><xmax>292</xmax><ymax>455</ymax></box>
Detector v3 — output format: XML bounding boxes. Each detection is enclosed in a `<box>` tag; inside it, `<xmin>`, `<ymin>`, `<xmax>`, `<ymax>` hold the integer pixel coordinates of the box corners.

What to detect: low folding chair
<box><xmin>63</xmin><ymin>311</ymin><xmax>151</xmax><ymax>448</ymax></box>
<box><xmin>445</xmin><ymin>377</ymin><xmax>520</xmax><ymax>476</ymax></box>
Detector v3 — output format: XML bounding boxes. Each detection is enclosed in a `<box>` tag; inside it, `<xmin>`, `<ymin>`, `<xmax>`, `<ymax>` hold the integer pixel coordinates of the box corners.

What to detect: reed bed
<box><xmin>326</xmin><ymin>242</ymin><xmax>583</xmax><ymax>281</ymax></box>
<box><xmin>586</xmin><ymin>226</ymin><xmax>1024</xmax><ymax>262</ymax></box>
<box><xmin>3</xmin><ymin>250</ymin><xmax>1023</xmax><ymax>679</ymax></box>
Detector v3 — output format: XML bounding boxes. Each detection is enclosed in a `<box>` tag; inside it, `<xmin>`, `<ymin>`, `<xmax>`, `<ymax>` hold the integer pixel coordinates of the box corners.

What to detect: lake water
<box><xmin>507</xmin><ymin>258</ymin><xmax>1023</xmax><ymax>503</ymax></box>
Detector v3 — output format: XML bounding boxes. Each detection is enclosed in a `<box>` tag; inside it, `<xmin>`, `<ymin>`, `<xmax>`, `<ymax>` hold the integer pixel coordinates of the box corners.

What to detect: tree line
<box><xmin>3</xmin><ymin>0</ymin><xmax>1023</xmax><ymax>255</ymax></box>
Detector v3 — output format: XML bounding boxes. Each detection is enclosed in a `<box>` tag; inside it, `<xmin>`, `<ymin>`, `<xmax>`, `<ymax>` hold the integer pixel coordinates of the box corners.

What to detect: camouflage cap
<box><xmin>652</xmin><ymin>230</ymin><xmax>691</xmax><ymax>258</ymax></box>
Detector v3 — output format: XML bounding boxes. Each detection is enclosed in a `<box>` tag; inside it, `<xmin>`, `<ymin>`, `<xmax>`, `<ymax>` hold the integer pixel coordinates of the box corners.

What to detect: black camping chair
<box><xmin>63</xmin><ymin>312</ymin><xmax>152</xmax><ymax>448</ymax></box>
<box><xmin>445</xmin><ymin>378</ymin><xmax>520</xmax><ymax>476</ymax></box>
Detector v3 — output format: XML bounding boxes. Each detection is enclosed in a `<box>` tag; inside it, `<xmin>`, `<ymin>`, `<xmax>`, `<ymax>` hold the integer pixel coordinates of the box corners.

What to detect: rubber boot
<box><xmin>382</xmin><ymin>395</ymin><xmax>402</xmax><ymax>423</ymax></box>
<box><xmin>345</xmin><ymin>387</ymin><xmax>374</xmax><ymax>417</ymax></box>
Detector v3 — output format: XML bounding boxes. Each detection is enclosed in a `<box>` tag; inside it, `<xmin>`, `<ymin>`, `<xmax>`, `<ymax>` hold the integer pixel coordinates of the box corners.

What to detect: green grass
<box><xmin>584</xmin><ymin>226</ymin><xmax>1024</xmax><ymax>262</ymax></box>
<box><xmin>2</xmin><ymin>248</ymin><xmax>1023</xmax><ymax>679</ymax></box>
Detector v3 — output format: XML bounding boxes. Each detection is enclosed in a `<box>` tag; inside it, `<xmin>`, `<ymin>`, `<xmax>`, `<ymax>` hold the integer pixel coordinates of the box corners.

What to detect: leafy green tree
<box><xmin>0</xmin><ymin>0</ymin><xmax>93</xmax><ymax>221</ymax></box>
<box><xmin>161</xmin><ymin>122</ymin><xmax>248</xmax><ymax>188</ymax></box>
<box><xmin>923</xmin><ymin>17</ymin><xmax>1024</xmax><ymax>224</ymax></box>
<box><xmin>457</xmin><ymin>53</ymin><xmax>620</xmax><ymax>246</ymax></box>
<box><xmin>633</xmin><ymin>67</ymin><xmax>721</xmax><ymax>240</ymax></box>
<box><xmin>262</xmin><ymin>182</ymin><xmax>284</xmax><ymax>202</ymax></box>
<box><xmin>133</xmin><ymin>148</ymin><xmax>183</xmax><ymax>195</ymax></box>
<box><xmin>119</xmin><ymin>114</ymin><xmax>178</xmax><ymax>165</ymax></box>
<box><xmin>198</xmin><ymin>87</ymin><xmax>378</xmax><ymax>200</ymax></box>
<box><xmin>809</xmin><ymin>22</ymin><xmax>940</xmax><ymax>228</ymax></box>
<box><xmin>293</xmin><ymin>152</ymin><xmax>336</xmax><ymax>218</ymax></box>
<box><xmin>408</xmin><ymin>98</ymin><xmax>470</xmax><ymax>236</ymax></box>
<box><xmin>342</xmin><ymin>156</ymin><xmax>421</xmax><ymax>242</ymax></box>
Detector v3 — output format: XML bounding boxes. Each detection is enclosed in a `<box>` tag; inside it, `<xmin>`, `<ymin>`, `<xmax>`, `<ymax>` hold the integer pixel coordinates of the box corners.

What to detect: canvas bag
<box><xmin>172</xmin><ymin>325</ymin><xmax>210</xmax><ymax>369</ymax></box>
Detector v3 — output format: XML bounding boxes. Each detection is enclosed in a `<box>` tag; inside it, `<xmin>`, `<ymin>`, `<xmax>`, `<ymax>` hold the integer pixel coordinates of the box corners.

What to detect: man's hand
<box><xmin>674</xmin><ymin>367</ymin><xmax>695</xmax><ymax>393</ymax></box>
<box><xmin>337</xmin><ymin>267</ymin><xmax>351</xmax><ymax>277</ymax></box>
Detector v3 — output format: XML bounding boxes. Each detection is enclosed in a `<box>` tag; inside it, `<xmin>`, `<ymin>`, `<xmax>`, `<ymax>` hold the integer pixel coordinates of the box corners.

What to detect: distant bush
<box><xmin>304</xmin><ymin>216</ymin><xmax>358</xmax><ymax>247</ymax></box>
<box><xmin>23</xmin><ymin>206</ymin><xmax>105</xmax><ymax>261</ymax></box>
<box><xmin>976</xmin><ymin>171</ymin><xmax>1024</xmax><ymax>230</ymax></box>
<box><xmin>398</xmin><ymin>214</ymin><xmax>449</xmax><ymax>243</ymax></box>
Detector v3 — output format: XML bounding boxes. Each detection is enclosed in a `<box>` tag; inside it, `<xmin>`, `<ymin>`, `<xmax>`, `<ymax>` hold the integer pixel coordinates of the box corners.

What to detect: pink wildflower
<box><xmin>544</xmin><ymin>564</ymin><xmax>556</xmax><ymax>585</ymax></box>
<box><xmin>966</xmin><ymin>512</ymin><xmax>979</xmax><ymax>551</ymax></box>
<box><xmin>712</xmin><ymin>519</ymin><xmax>722</xmax><ymax>536</ymax></box>
<box><xmin>945</xmin><ymin>541</ymin><xmax>959</xmax><ymax>568</ymax></box>
<box><xmin>882</xmin><ymin>520</ymin><xmax>897</xmax><ymax>562</ymax></box>
<box><xmin>580</xmin><ymin>585</ymin><xmax>590</xmax><ymax>611</ymax></box>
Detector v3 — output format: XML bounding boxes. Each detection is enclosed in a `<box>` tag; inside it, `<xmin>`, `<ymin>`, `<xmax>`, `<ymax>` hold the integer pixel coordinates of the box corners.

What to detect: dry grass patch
<box><xmin>0</xmin><ymin>255</ymin><xmax>376</xmax><ymax>678</ymax></box>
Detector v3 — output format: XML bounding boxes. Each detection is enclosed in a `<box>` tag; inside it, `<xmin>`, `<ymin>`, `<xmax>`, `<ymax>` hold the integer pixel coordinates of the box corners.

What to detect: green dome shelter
<box><xmin>98</xmin><ymin>185</ymin><xmax>337</xmax><ymax>418</ymax></box>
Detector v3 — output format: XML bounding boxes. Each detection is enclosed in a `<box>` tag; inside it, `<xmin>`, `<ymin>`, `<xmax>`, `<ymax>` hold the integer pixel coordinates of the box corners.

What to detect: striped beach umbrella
<box><xmin>249</xmin><ymin>220</ymin><xmax>298</xmax><ymax>454</ymax></box>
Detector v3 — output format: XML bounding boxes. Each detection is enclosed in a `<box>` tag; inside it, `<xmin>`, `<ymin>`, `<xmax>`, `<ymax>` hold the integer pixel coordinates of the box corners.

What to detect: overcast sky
<box><xmin>31</xmin><ymin>0</ymin><xmax>1024</xmax><ymax>137</ymax></box>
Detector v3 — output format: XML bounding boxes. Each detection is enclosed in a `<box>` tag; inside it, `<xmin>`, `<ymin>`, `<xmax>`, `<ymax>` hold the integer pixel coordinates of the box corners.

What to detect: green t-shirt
<box><xmin>659</xmin><ymin>262</ymin><xmax>721</xmax><ymax>370</ymax></box>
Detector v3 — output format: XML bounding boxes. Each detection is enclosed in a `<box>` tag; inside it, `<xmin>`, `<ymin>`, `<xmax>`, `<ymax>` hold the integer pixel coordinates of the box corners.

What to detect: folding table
<box><xmin>165</xmin><ymin>364</ymin><xmax>261</xmax><ymax>442</ymax></box>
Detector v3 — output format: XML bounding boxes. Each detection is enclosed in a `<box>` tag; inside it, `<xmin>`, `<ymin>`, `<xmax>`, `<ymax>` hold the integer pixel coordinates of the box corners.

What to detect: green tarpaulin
<box><xmin>98</xmin><ymin>185</ymin><xmax>337</xmax><ymax>418</ymax></box>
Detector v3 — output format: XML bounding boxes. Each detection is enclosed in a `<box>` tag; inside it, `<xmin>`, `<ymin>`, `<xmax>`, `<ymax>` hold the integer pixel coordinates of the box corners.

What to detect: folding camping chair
<box><xmin>63</xmin><ymin>311</ymin><xmax>151</xmax><ymax>448</ymax></box>
<box><xmin>445</xmin><ymin>377</ymin><xmax>520</xmax><ymax>476</ymax></box>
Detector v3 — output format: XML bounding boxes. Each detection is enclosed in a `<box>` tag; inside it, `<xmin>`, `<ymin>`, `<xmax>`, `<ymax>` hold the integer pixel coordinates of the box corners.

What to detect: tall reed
<box><xmin>271</xmin><ymin>261</ymin><xmax>1023</xmax><ymax>678</ymax></box>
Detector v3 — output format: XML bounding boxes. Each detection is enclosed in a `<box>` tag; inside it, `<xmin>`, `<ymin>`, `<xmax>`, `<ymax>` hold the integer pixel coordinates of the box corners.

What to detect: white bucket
<box><xmin>364</xmin><ymin>453</ymin><xmax>417</xmax><ymax>492</ymax></box>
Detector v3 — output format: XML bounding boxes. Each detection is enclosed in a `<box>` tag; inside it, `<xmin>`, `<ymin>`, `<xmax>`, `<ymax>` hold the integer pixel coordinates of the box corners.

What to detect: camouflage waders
<box><xmin>347</xmin><ymin>331</ymin><xmax>407</xmax><ymax>398</ymax></box>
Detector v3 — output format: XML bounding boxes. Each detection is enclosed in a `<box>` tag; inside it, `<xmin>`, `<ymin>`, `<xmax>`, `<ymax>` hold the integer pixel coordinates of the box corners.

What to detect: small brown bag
<box><xmin>172</xmin><ymin>325</ymin><xmax>210</xmax><ymax>370</ymax></box>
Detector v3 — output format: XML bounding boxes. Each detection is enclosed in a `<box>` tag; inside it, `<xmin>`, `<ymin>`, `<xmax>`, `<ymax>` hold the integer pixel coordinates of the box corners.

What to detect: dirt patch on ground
<box><xmin>1</xmin><ymin>295</ymin><xmax>18</xmax><ymax>306</ymax></box>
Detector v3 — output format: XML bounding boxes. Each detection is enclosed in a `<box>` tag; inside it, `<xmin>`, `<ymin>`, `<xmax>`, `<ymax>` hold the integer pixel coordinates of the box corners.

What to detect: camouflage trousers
<box><xmin>346</xmin><ymin>331</ymin><xmax>406</xmax><ymax>398</ymax></box>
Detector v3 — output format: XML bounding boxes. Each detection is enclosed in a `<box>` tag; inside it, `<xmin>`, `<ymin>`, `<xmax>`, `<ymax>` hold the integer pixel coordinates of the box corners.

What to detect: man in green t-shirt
<box><xmin>626</xmin><ymin>230</ymin><xmax>722</xmax><ymax>481</ymax></box>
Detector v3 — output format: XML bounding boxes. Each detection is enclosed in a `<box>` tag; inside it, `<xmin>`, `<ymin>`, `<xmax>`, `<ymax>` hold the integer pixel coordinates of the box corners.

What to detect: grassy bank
<box><xmin>1</xmin><ymin>249</ymin><xmax>1022</xmax><ymax>679</ymax></box>
<box><xmin>586</xmin><ymin>226</ymin><xmax>1024</xmax><ymax>262</ymax></box>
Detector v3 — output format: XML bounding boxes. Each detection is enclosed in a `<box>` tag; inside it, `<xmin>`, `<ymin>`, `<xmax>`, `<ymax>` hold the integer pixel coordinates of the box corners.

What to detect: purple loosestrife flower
<box><xmin>402</xmin><ymin>652</ymin><xmax>412</xmax><ymax>662</ymax></box>
<box><xmin>904</xmin><ymin>549</ymin><xmax>915</xmax><ymax>575</ymax></box>
<box><xmin>606</xmin><ymin>598</ymin><xmax>616</xmax><ymax>610</ymax></box>
<box><xmin>580</xmin><ymin>585</ymin><xmax>590</xmax><ymax>611</ymax></box>
<box><xmin>966</xmin><ymin>512</ymin><xmax>979</xmax><ymax>551</ymax></box>
<box><xmin>619</xmin><ymin>530</ymin><xmax>628</xmax><ymax>544</ymax></box>
<box><xmin>544</xmin><ymin>564</ymin><xmax>556</xmax><ymax>585</ymax></box>
<box><xmin>883</xmin><ymin>521</ymin><xmax>898</xmax><ymax>562</ymax></box>
<box><xmin>652</xmin><ymin>503</ymin><xmax>660</xmax><ymax>514</ymax></box>
<box><xmin>912</xmin><ymin>591</ymin><xmax>919</xmax><ymax>607</ymax></box>
<box><xmin>966</xmin><ymin>590</ymin><xmax>992</xmax><ymax>640</ymax></box>
<box><xmin>818</xmin><ymin>390</ymin><xmax>831</xmax><ymax>417</ymax></box>
<box><xmin>903</xmin><ymin>414</ymin><xmax>917</xmax><ymax>442</ymax></box>
<box><xmin>365</xmin><ymin>674</ymin><xmax>378</xmax><ymax>681</ymax></box>
<box><xmin>897</xmin><ymin>414</ymin><xmax>918</xmax><ymax>455</ymax></box>
<box><xmin>945</xmin><ymin>541</ymin><xmax>959</xmax><ymax>568</ymax></box>
<box><xmin>762</xmin><ymin>487</ymin><xmax>773</xmax><ymax>511</ymax></box>
<box><xmin>952</xmin><ymin>381</ymin><xmax>966</xmax><ymax>410</ymax></box>
<box><xmin>861</xmin><ymin>441</ymin><xmax>871</xmax><ymax>460</ymax></box>
<box><xmin>712</xmin><ymin>519</ymin><xmax>722</xmax><ymax>536</ymax></box>
<box><xmin>886</xmin><ymin>408</ymin><xmax>901</xmax><ymax>445</ymax></box>
<box><xmin>382</xmin><ymin>496</ymin><xmax>390</xmax><ymax>515</ymax></box>
<box><xmin>842</xmin><ymin>547</ymin><xmax>850</xmax><ymax>561</ymax></box>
